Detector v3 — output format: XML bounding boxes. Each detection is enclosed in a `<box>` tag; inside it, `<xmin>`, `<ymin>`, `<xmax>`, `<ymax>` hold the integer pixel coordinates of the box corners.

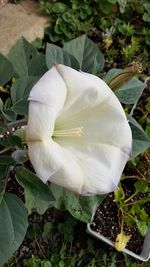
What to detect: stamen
<box><xmin>53</xmin><ymin>127</ymin><xmax>83</xmax><ymax>137</ymax></box>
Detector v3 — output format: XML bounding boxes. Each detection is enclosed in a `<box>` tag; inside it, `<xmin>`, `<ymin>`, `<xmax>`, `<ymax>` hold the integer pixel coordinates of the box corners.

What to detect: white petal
<box><xmin>54</xmin><ymin>65</ymin><xmax>132</xmax><ymax>195</ymax></box>
<box><xmin>56</xmin><ymin>140</ymin><xmax>130</xmax><ymax>195</ymax></box>
<box><xmin>55</xmin><ymin>64</ymin><xmax>132</xmax><ymax>151</ymax></box>
<box><xmin>55</xmin><ymin>64</ymin><xmax>111</xmax><ymax>123</ymax></box>
<box><xmin>26</xmin><ymin>66</ymin><xmax>67</xmax><ymax>140</ymax></box>
<box><xmin>27</xmin><ymin>139</ymin><xmax>84</xmax><ymax>193</ymax></box>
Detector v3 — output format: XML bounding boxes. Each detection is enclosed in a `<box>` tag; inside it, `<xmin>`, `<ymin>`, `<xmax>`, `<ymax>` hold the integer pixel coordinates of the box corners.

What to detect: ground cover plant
<box><xmin>0</xmin><ymin>34</ymin><xmax>150</xmax><ymax>266</ymax></box>
<box><xmin>40</xmin><ymin>0</ymin><xmax>150</xmax><ymax>69</ymax></box>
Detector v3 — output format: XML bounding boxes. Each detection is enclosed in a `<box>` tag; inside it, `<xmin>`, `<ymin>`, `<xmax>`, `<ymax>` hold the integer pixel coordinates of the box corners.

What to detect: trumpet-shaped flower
<box><xmin>26</xmin><ymin>64</ymin><xmax>132</xmax><ymax>195</ymax></box>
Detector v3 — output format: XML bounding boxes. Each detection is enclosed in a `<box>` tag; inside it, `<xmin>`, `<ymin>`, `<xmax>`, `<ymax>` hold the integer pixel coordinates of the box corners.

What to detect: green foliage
<box><xmin>0</xmin><ymin>193</ymin><xmax>28</xmax><ymax>267</ymax></box>
<box><xmin>46</xmin><ymin>43</ymin><xmax>79</xmax><ymax>70</ymax></box>
<box><xmin>40</xmin><ymin>0</ymin><xmax>150</xmax><ymax>67</ymax></box>
<box><xmin>50</xmin><ymin>183</ymin><xmax>105</xmax><ymax>223</ymax></box>
<box><xmin>0</xmin><ymin>34</ymin><xmax>150</xmax><ymax>265</ymax></box>
<box><xmin>127</xmin><ymin>115</ymin><xmax>150</xmax><ymax>158</ymax></box>
<box><xmin>16</xmin><ymin>167</ymin><xmax>55</xmax><ymax>215</ymax></box>
<box><xmin>7</xmin><ymin>213</ymin><xmax>123</xmax><ymax>267</ymax></box>
<box><xmin>8</xmin><ymin>38</ymin><xmax>47</xmax><ymax>78</ymax></box>
<box><xmin>122</xmin><ymin>37</ymin><xmax>140</xmax><ymax>61</ymax></box>
<box><xmin>0</xmin><ymin>54</ymin><xmax>14</xmax><ymax>86</ymax></box>
<box><xmin>114</xmin><ymin>181</ymin><xmax>150</xmax><ymax>237</ymax></box>
<box><xmin>63</xmin><ymin>35</ymin><xmax>105</xmax><ymax>73</ymax></box>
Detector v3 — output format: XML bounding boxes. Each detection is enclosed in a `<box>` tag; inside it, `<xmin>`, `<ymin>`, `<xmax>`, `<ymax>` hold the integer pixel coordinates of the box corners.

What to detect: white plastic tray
<box><xmin>87</xmin><ymin>223</ymin><xmax>150</xmax><ymax>261</ymax></box>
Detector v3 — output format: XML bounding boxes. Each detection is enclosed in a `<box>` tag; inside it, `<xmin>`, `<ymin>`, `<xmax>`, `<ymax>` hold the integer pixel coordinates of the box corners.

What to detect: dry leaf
<box><xmin>115</xmin><ymin>232</ymin><xmax>131</xmax><ymax>252</ymax></box>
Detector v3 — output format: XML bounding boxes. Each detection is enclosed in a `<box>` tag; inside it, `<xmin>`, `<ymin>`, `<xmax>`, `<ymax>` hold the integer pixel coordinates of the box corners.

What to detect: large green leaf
<box><xmin>0</xmin><ymin>181</ymin><xmax>5</xmax><ymax>205</ymax></box>
<box><xmin>11</xmin><ymin>76</ymin><xmax>39</xmax><ymax>115</ymax></box>
<box><xmin>127</xmin><ymin>115</ymin><xmax>150</xmax><ymax>157</ymax></box>
<box><xmin>115</xmin><ymin>78</ymin><xmax>145</xmax><ymax>104</ymax></box>
<box><xmin>0</xmin><ymin>193</ymin><xmax>28</xmax><ymax>267</ymax></box>
<box><xmin>0</xmin><ymin>166</ymin><xmax>7</xmax><ymax>179</ymax></box>
<box><xmin>0</xmin><ymin>135</ymin><xmax>22</xmax><ymax>149</ymax></box>
<box><xmin>0</xmin><ymin>156</ymin><xmax>16</xmax><ymax>166</ymax></box>
<box><xmin>63</xmin><ymin>35</ymin><xmax>105</xmax><ymax>74</ymax></box>
<box><xmin>0</xmin><ymin>54</ymin><xmax>14</xmax><ymax>86</ymax></box>
<box><xmin>16</xmin><ymin>167</ymin><xmax>55</xmax><ymax>208</ymax></box>
<box><xmin>46</xmin><ymin>43</ymin><xmax>80</xmax><ymax>70</ymax></box>
<box><xmin>7</xmin><ymin>38</ymin><xmax>37</xmax><ymax>77</ymax></box>
<box><xmin>28</xmin><ymin>54</ymin><xmax>48</xmax><ymax>76</ymax></box>
<box><xmin>50</xmin><ymin>184</ymin><xmax>105</xmax><ymax>223</ymax></box>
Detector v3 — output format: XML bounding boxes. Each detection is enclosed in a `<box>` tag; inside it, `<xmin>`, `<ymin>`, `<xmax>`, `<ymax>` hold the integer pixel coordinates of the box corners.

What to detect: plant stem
<box><xmin>124</xmin><ymin>192</ymin><xmax>137</xmax><ymax>204</ymax></box>
<box><xmin>120</xmin><ymin>208</ymin><xmax>135</xmax><ymax>222</ymax></box>
<box><xmin>8</xmin><ymin>119</ymin><xmax>27</xmax><ymax>129</ymax></box>
<box><xmin>0</xmin><ymin>147</ymin><xmax>12</xmax><ymax>155</ymax></box>
<box><xmin>5</xmin><ymin>168</ymin><xmax>11</xmax><ymax>189</ymax></box>
<box><xmin>122</xmin><ymin>197</ymin><xmax>149</xmax><ymax>207</ymax></box>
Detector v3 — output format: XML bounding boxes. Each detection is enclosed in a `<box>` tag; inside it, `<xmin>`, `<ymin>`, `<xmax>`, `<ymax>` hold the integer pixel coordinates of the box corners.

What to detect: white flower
<box><xmin>26</xmin><ymin>64</ymin><xmax>132</xmax><ymax>195</ymax></box>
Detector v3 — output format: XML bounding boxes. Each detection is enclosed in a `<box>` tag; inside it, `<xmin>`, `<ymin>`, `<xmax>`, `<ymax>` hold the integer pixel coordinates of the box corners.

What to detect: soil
<box><xmin>90</xmin><ymin>179</ymin><xmax>150</xmax><ymax>255</ymax></box>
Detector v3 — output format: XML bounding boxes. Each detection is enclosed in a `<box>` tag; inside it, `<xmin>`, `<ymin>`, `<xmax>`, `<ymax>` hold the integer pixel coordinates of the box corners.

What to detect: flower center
<box><xmin>53</xmin><ymin>127</ymin><xmax>83</xmax><ymax>137</ymax></box>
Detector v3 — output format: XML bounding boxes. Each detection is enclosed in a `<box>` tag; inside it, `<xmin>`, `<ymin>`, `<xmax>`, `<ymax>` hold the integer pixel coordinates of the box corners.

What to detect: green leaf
<box><xmin>127</xmin><ymin>115</ymin><xmax>150</xmax><ymax>157</ymax></box>
<box><xmin>0</xmin><ymin>156</ymin><xmax>16</xmax><ymax>166</ymax></box>
<box><xmin>11</xmin><ymin>76</ymin><xmax>39</xmax><ymax>104</ymax></box>
<box><xmin>8</xmin><ymin>135</ymin><xmax>22</xmax><ymax>148</ymax></box>
<box><xmin>63</xmin><ymin>35</ymin><xmax>105</xmax><ymax>74</ymax></box>
<box><xmin>7</xmin><ymin>37</ymin><xmax>37</xmax><ymax>77</ymax></box>
<box><xmin>48</xmin><ymin>183</ymin><xmax>65</xmax><ymax>210</ymax></box>
<box><xmin>16</xmin><ymin>166</ymin><xmax>55</xmax><ymax>204</ymax></box>
<box><xmin>115</xmin><ymin>78</ymin><xmax>145</xmax><ymax>104</ymax></box>
<box><xmin>135</xmin><ymin>180</ymin><xmax>149</xmax><ymax>193</ymax></box>
<box><xmin>0</xmin><ymin>126</ymin><xmax>5</xmax><ymax>134</ymax></box>
<box><xmin>0</xmin><ymin>181</ymin><xmax>5</xmax><ymax>204</ymax></box>
<box><xmin>144</xmin><ymin>3</ymin><xmax>150</xmax><ymax>13</ymax></box>
<box><xmin>1</xmin><ymin>109</ymin><xmax>16</xmax><ymax>122</ymax></box>
<box><xmin>50</xmin><ymin>184</ymin><xmax>105</xmax><ymax>223</ymax></box>
<box><xmin>136</xmin><ymin>220</ymin><xmax>148</xmax><ymax>237</ymax></box>
<box><xmin>122</xmin><ymin>215</ymin><xmax>134</xmax><ymax>227</ymax></box>
<box><xmin>24</xmin><ymin>189</ymin><xmax>52</xmax><ymax>215</ymax></box>
<box><xmin>114</xmin><ymin>186</ymin><xmax>125</xmax><ymax>203</ymax></box>
<box><xmin>0</xmin><ymin>166</ymin><xmax>7</xmax><ymax>179</ymax></box>
<box><xmin>0</xmin><ymin>193</ymin><xmax>28</xmax><ymax>267</ymax></box>
<box><xmin>0</xmin><ymin>54</ymin><xmax>14</xmax><ymax>86</ymax></box>
<box><xmin>11</xmin><ymin>76</ymin><xmax>39</xmax><ymax>115</ymax></box>
<box><xmin>52</xmin><ymin>2</ymin><xmax>66</xmax><ymax>13</ymax></box>
<box><xmin>143</xmin><ymin>13</ymin><xmax>150</xmax><ymax>22</ymax></box>
<box><xmin>27</xmin><ymin>54</ymin><xmax>47</xmax><ymax>76</ymax></box>
<box><xmin>139</xmin><ymin>209</ymin><xmax>149</xmax><ymax>221</ymax></box>
<box><xmin>43</xmin><ymin>262</ymin><xmax>52</xmax><ymax>267</ymax></box>
<box><xmin>0</xmin><ymin>98</ymin><xmax>16</xmax><ymax>122</ymax></box>
<box><xmin>68</xmin><ymin>194</ymin><xmax>104</xmax><ymax>223</ymax></box>
<box><xmin>46</xmin><ymin>43</ymin><xmax>79</xmax><ymax>70</ymax></box>
<box><xmin>0</xmin><ymin>135</ymin><xmax>22</xmax><ymax>149</ymax></box>
<box><xmin>130</xmin><ymin>204</ymin><xmax>141</xmax><ymax>215</ymax></box>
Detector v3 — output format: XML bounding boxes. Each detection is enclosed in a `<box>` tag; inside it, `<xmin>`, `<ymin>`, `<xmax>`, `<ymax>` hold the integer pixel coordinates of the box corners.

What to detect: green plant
<box><xmin>39</xmin><ymin>0</ymin><xmax>150</xmax><ymax>69</ymax></box>
<box><xmin>0</xmin><ymin>35</ymin><xmax>150</xmax><ymax>266</ymax></box>
<box><xmin>114</xmin><ymin>179</ymin><xmax>150</xmax><ymax>251</ymax></box>
<box><xmin>122</xmin><ymin>37</ymin><xmax>140</xmax><ymax>61</ymax></box>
